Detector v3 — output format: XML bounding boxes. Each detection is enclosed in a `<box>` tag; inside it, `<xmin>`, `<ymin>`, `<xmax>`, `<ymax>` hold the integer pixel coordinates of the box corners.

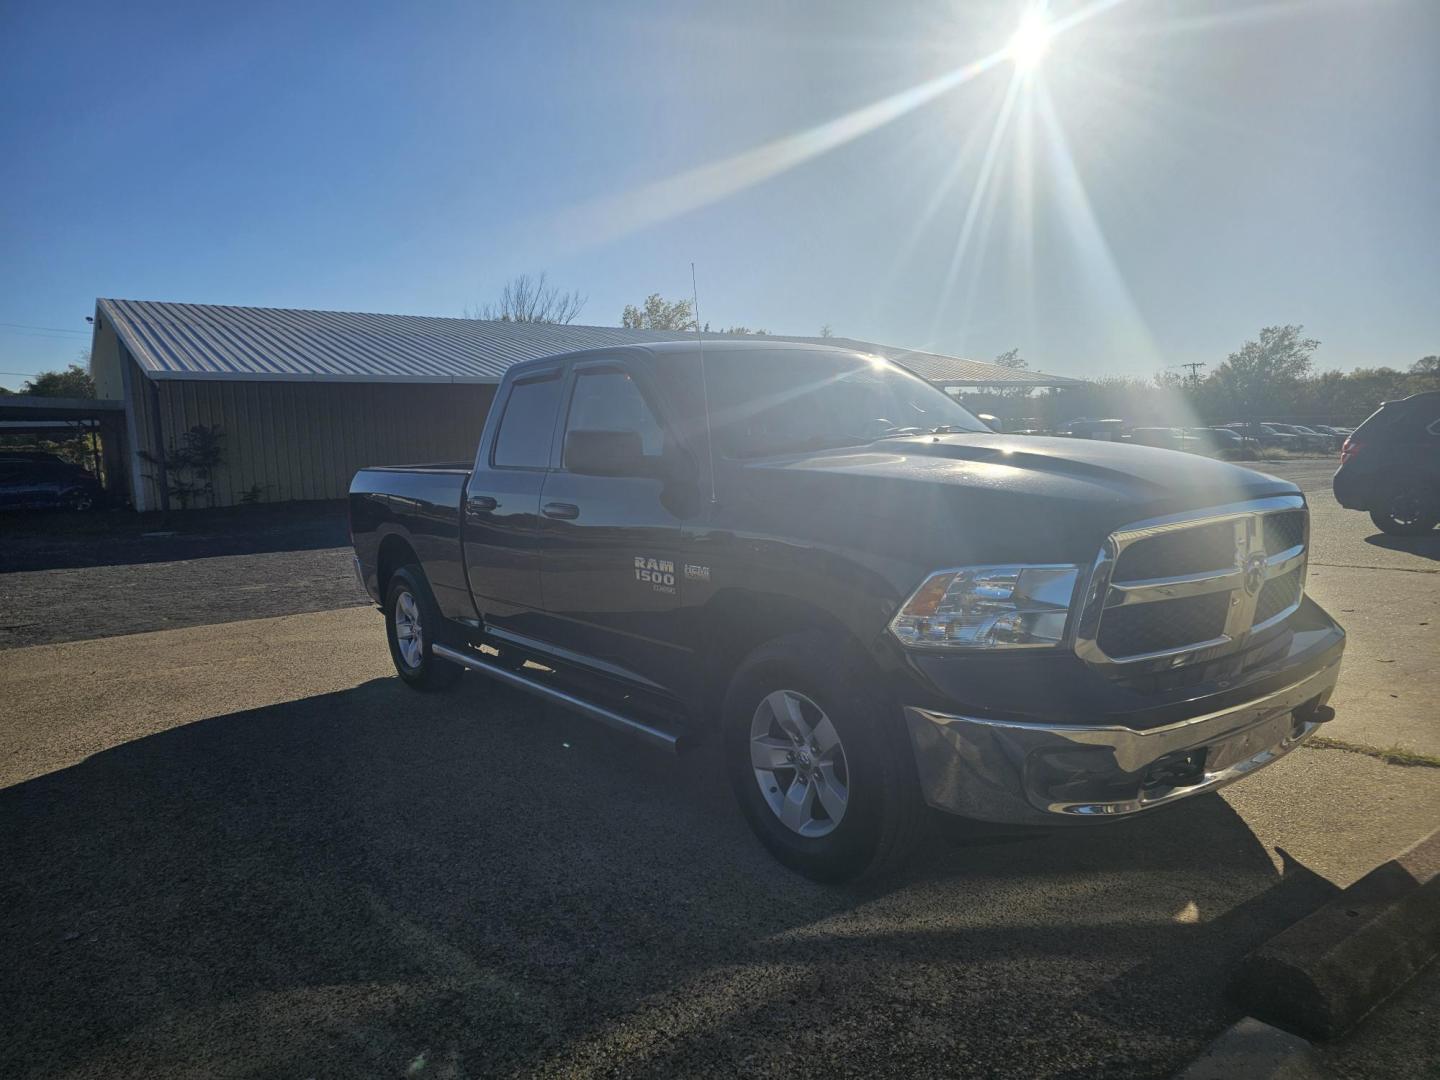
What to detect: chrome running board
<box><xmin>431</xmin><ymin>643</ymin><xmax>683</xmax><ymax>754</ymax></box>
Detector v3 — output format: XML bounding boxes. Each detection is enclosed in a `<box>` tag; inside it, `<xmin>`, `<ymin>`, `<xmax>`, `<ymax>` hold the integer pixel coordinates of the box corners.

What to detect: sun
<box><xmin>1007</xmin><ymin>10</ymin><xmax>1053</xmax><ymax>74</ymax></box>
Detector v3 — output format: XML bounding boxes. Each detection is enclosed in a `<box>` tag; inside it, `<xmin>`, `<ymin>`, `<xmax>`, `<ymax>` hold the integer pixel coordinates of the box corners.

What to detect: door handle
<box><xmin>466</xmin><ymin>495</ymin><xmax>498</xmax><ymax>512</ymax></box>
<box><xmin>542</xmin><ymin>501</ymin><xmax>580</xmax><ymax>520</ymax></box>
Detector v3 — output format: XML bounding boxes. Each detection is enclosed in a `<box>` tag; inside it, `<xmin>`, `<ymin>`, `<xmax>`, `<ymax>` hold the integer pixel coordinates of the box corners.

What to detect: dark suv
<box><xmin>1333</xmin><ymin>391</ymin><xmax>1440</xmax><ymax>534</ymax></box>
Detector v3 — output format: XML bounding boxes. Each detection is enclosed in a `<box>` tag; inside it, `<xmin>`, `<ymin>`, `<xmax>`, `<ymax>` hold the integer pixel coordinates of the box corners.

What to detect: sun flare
<box><xmin>1007</xmin><ymin>10</ymin><xmax>1054</xmax><ymax>73</ymax></box>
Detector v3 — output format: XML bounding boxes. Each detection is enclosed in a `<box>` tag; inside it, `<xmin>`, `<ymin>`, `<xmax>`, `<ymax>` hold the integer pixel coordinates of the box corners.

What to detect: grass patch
<box><xmin>1306</xmin><ymin>735</ymin><xmax>1440</xmax><ymax>768</ymax></box>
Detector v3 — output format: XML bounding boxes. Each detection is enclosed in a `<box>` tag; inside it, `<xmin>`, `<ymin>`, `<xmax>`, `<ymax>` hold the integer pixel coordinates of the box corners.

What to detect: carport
<box><xmin>0</xmin><ymin>395</ymin><xmax>127</xmax><ymax>499</ymax></box>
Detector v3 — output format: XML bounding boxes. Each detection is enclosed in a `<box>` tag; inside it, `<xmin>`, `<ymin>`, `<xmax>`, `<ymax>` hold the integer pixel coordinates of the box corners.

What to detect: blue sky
<box><xmin>2</xmin><ymin>0</ymin><xmax>1435</xmax><ymax>389</ymax></box>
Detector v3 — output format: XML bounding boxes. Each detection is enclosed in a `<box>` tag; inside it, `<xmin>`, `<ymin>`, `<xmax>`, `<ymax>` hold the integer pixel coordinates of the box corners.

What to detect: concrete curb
<box><xmin>1174</xmin><ymin>1018</ymin><xmax>1320</xmax><ymax>1080</ymax></box>
<box><xmin>1231</xmin><ymin>827</ymin><xmax>1440</xmax><ymax>1040</ymax></box>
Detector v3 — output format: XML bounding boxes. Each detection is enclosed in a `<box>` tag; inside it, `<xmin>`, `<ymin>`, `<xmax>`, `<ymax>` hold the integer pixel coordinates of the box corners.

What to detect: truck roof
<box><xmin>501</xmin><ymin>338</ymin><xmax>877</xmax><ymax>378</ymax></box>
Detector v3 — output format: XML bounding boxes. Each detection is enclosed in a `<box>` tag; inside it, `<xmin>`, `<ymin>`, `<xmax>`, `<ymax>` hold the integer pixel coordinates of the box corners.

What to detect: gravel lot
<box><xmin>0</xmin><ymin>502</ymin><xmax>362</xmax><ymax>650</ymax></box>
<box><xmin>1</xmin><ymin>456</ymin><xmax>1436</xmax><ymax>1077</ymax></box>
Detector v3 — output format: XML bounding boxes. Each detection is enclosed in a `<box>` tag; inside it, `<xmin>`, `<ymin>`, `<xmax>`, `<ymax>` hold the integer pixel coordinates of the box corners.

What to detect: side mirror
<box><xmin>564</xmin><ymin>429</ymin><xmax>652</xmax><ymax>477</ymax></box>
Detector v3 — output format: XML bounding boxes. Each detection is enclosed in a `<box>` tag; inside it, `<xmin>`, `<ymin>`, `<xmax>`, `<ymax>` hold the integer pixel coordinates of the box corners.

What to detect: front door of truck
<box><xmin>534</xmin><ymin>358</ymin><xmax>690</xmax><ymax>698</ymax></box>
<box><xmin>462</xmin><ymin>366</ymin><xmax>563</xmax><ymax>639</ymax></box>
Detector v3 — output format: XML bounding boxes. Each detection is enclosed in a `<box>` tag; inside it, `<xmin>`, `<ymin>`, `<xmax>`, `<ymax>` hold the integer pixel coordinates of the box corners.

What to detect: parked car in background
<box><xmin>1264</xmin><ymin>423</ymin><xmax>1333</xmax><ymax>453</ymax></box>
<box><xmin>0</xmin><ymin>454</ymin><xmax>103</xmax><ymax>512</ymax></box>
<box><xmin>1313</xmin><ymin>424</ymin><xmax>1353</xmax><ymax>441</ymax></box>
<box><xmin>1062</xmin><ymin>418</ymin><xmax>1127</xmax><ymax>441</ymax></box>
<box><xmin>1333</xmin><ymin>390</ymin><xmax>1440</xmax><ymax>535</ymax></box>
<box><xmin>1128</xmin><ymin>427</ymin><xmax>1181</xmax><ymax>449</ymax></box>
<box><xmin>1292</xmin><ymin>424</ymin><xmax>1343</xmax><ymax>451</ymax></box>
<box><xmin>1223</xmin><ymin>422</ymin><xmax>1299</xmax><ymax>451</ymax></box>
<box><xmin>1192</xmin><ymin>427</ymin><xmax>1256</xmax><ymax>456</ymax></box>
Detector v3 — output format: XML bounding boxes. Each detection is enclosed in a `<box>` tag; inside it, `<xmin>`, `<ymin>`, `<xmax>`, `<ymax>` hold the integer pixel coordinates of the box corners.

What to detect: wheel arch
<box><xmin>376</xmin><ymin>532</ymin><xmax>421</xmax><ymax>598</ymax></box>
<box><xmin>700</xmin><ymin>589</ymin><xmax>879</xmax><ymax>727</ymax></box>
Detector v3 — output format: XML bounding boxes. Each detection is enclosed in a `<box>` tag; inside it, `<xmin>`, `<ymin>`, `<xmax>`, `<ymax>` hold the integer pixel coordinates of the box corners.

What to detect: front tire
<box><xmin>723</xmin><ymin>633</ymin><xmax>924</xmax><ymax>883</ymax></box>
<box><xmin>384</xmin><ymin>565</ymin><xmax>462</xmax><ymax>691</ymax></box>
<box><xmin>1370</xmin><ymin>478</ymin><xmax>1438</xmax><ymax>535</ymax></box>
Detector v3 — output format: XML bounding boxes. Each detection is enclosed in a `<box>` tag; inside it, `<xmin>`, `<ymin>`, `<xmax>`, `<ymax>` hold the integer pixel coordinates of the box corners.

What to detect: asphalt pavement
<box><xmin>1262</xmin><ymin>460</ymin><xmax>1439</xmax><ymax>757</ymax></box>
<box><xmin>1</xmin><ymin>456</ymin><xmax>1437</xmax><ymax>1078</ymax></box>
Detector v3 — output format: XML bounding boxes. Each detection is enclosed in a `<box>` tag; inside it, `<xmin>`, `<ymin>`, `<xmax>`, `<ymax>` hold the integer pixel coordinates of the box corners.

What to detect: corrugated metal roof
<box><xmin>97</xmin><ymin>298</ymin><xmax>1084</xmax><ymax>388</ymax></box>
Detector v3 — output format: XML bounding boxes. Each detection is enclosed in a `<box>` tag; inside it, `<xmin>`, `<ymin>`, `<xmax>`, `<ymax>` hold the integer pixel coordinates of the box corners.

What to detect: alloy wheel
<box><xmin>749</xmin><ymin>689</ymin><xmax>850</xmax><ymax>838</ymax></box>
<box><xmin>393</xmin><ymin>589</ymin><xmax>424</xmax><ymax>668</ymax></box>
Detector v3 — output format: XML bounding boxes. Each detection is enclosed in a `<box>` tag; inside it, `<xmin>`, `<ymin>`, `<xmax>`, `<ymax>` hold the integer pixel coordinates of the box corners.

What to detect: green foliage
<box><xmin>22</xmin><ymin>363</ymin><xmax>95</xmax><ymax>398</ymax></box>
<box><xmin>139</xmin><ymin>424</ymin><xmax>226</xmax><ymax>509</ymax></box>
<box><xmin>1208</xmin><ymin>325</ymin><xmax>1318</xmax><ymax>417</ymax></box>
<box><xmin>719</xmin><ymin>325</ymin><xmax>768</xmax><ymax>335</ymax></box>
<box><xmin>621</xmin><ymin>294</ymin><xmax>696</xmax><ymax>331</ymax></box>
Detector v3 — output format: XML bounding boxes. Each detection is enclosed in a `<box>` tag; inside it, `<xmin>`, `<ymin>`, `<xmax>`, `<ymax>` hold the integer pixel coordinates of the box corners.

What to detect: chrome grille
<box><xmin>1253</xmin><ymin>566</ymin><xmax>1304</xmax><ymax>628</ymax></box>
<box><xmin>1075</xmin><ymin>496</ymin><xmax>1308</xmax><ymax>668</ymax></box>
<box><xmin>1262</xmin><ymin>511</ymin><xmax>1306</xmax><ymax>556</ymax></box>
<box><xmin>1096</xmin><ymin>592</ymin><xmax>1231</xmax><ymax>657</ymax></box>
<box><xmin>1112</xmin><ymin>520</ymin><xmax>1236</xmax><ymax>581</ymax></box>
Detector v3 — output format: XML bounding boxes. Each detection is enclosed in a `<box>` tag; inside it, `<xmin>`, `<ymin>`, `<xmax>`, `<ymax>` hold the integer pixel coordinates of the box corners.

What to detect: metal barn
<box><xmin>87</xmin><ymin>298</ymin><xmax>1084</xmax><ymax>511</ymax></box>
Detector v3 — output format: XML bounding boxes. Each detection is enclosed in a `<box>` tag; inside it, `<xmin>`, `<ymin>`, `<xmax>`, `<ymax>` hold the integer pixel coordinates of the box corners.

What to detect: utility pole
<box><xmin>1179</xmin><ymin>361</ymin><xmax>1206</xmax><ymax>391</ymax></box>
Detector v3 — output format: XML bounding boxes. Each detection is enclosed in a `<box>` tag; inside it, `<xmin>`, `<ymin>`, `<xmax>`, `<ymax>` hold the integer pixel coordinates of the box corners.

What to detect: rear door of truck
<box><xmin>461</xmin><ymin>364</ymin><xmax>564</xmax><ymax>638</ymax></box>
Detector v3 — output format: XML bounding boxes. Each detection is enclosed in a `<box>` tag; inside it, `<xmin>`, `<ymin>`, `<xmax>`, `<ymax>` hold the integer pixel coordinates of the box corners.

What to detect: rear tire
<box><xmin>384</xmin><ymin>565</ymin><xmax>462</xmax><ymax>691</ymax></box>
<box><xmin>723</xmin><ymin>632</ymin><xmax>925</xmax><ymax>883</ymax></box>
<box><xmin>1370</xmin><ymin>478</ymin><xmax>1438</xmax><ymax>535</ymax></box>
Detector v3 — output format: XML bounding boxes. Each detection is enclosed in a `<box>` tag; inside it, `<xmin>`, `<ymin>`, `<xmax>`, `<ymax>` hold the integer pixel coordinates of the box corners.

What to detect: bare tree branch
<box><xmin>466</xmin><ymin>272</ymin><xmax>587</xmax><ymax>324</ymax></box>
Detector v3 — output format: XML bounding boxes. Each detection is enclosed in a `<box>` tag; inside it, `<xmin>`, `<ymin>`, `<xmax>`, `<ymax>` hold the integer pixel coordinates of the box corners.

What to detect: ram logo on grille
<box><xmin>1242</xmin><ymin>551</ymin><xmax>1267</xmax><ymax>596</ymax></box>
<box><xmin>1075</xmin><ymin>497</ymin><xmax>1308</xmax><ymax>668</ymax></box>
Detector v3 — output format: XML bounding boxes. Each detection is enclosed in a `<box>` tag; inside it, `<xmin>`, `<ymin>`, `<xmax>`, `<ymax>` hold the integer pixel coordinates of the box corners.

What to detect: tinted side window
<box><xmin>1353</xmin><ymin>404</ymin><xmax>1401</xmax><ymax>438</ymax></box>
<box><xmin>565</xmin><ymin>368</ymin><xmax>664</xmax><ymax>456</ymax></box>
<box><xmin>492</xmin><ymin>375</ymin><xmax>562</xmax><ymax>469</ymax></box>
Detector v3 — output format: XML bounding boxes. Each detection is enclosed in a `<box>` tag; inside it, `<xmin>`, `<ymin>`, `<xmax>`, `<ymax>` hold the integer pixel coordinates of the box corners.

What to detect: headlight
<box><xmin>888</xmin><ymin>564</ymin><xmax>1081</xmax><ymax>650</ymax></box>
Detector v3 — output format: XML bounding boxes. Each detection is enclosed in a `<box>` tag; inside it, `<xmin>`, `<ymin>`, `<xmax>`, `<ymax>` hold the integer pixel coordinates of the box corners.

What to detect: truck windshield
<box><xmin>703</xmin><ymin>351</ymin><xmax>989</xmax><ymax>459</ymax></box>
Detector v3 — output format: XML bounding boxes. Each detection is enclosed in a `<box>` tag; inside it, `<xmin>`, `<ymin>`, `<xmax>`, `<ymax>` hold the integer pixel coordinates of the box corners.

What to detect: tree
<box><xmin>621</xmin><ymin>294</ymin><xmax>696</xmax><ymax>331</ymax></box>
<box><xmin>1210</xmin><ymin>325</ymin><xmax>1319</xmax><ymax>417</ymax></box>
<box><xmin>993</xmin><ymin>347</ymin><xmax>1027</xmax><ymax>371</ymax></box>
<box><xmin>467</xmin><ymin>272</ymin><xmax>585</xmax><ymax>324</ymax></box>
<box><xmin>820</xmin><ymin>324</ymin><xmax>834</xmax><ymax>338</ymax></box>
<box><xmin>991</xmin><ymin>348</ymin><xmax>1033</xmax><ymax>405</ymax></box>
<box><xmin>719</xmin><ymin>325</ymin><xmax>768</xmax><ymax>335</ymax></box>
<box><xmin>22</xmin><ymin>362</ymin><xmax>94</xmax><ymax>398</ymax></box>
<box><xmin>139</xmin><ymin>424</ymin><xmax>226</xmax><ymax>509</ymax></box>
<box><xmin>1413</xmin><ymin>355</ymin><xmax>1440</xmax><ymax>375</ymax></box>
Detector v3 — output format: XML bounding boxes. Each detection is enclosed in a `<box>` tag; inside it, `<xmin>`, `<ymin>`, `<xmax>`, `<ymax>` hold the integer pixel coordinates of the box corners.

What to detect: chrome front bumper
<box><xmin>904</xmin><ymin>652</ymin><xmax>1342</xmax><ymax>825</ymax></box>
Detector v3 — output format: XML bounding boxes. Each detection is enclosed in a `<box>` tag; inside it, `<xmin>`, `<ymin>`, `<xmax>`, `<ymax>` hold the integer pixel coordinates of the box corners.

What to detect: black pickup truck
<box><xmin>350</xmin><ymin>341</ymin><xmax>1345</xmax><ymax>881</ymax></box>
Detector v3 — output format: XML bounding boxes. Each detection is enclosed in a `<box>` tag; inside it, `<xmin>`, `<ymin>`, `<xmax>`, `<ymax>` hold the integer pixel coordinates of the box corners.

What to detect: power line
<box><xmin>0</xmin><ymin>321</ymin><xmax>88</xmax><ymax>334</ymax></box>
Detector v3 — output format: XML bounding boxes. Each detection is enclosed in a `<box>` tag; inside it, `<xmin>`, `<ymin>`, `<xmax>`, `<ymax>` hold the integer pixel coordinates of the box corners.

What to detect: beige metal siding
<box><xmin>136</xmin><ymin>377</ymin><xmax>494</xmax><ymax>508</ymax></box>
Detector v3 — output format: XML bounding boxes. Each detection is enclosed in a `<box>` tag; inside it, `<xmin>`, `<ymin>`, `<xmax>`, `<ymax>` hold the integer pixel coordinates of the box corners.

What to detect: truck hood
<box><xmin>737</xmin><ymin>433</ymin><xmax>1298</xmax><ymax>567</ymax></box>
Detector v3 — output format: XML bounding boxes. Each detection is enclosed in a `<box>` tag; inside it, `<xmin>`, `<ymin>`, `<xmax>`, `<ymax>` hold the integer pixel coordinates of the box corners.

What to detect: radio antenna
<box><xmin>691</xmin><ymin>262</ymin><xmax>718</xmax><ymax>506</ymax></box>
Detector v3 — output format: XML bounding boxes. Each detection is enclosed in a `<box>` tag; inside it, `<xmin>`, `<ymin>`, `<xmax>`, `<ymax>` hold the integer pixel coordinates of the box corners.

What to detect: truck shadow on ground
<box><xmin>1363</xmin><ymin>531</ymin><xmax>1440</xmax><ymax>561</ymax></box>
<box><xmin>0</xmin><ymin>676</ymin><xmax>1339</xmax><ymax>1079</ymax></box>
